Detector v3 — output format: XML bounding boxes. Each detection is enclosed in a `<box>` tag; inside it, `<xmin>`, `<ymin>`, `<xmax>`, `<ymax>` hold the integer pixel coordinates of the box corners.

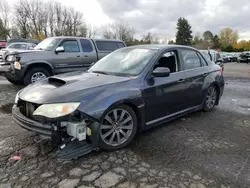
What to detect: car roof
<box><xmin>125</xmin><ymin>44</ymin><xmax>198</xmax><ymax>51</ymax></box>
<box><xmin>50</xmin><ymin>36</ymin><xmax>124</xmax><ymax>43</ymax></box>
<box><xmin>9</xmin><ymin>42</ymin><xmax>34</xmax><ymax>45</ymax></box>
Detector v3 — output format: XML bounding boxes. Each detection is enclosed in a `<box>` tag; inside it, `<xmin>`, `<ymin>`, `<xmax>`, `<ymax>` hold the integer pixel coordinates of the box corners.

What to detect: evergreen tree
<box><xmin>213</xmin><ymin>35</ymin><xmax>220</xmax><ymax>49</ymax></box>
<box><xmin>203</xmin><ymin>30</ymin><xmax>213</xmax><ymax>41</ymax></box>
<box><xmin>175</xmin><ymin>17</ymin><xmax>193</xmax><ymax>45</ymax></box>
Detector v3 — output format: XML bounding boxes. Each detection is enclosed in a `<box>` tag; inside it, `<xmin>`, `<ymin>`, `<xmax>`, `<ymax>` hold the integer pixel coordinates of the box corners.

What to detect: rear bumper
<box><xmin>12</xmin><ymin>105</ymin><xmax>52</xmax><ymax>137</ymax></box>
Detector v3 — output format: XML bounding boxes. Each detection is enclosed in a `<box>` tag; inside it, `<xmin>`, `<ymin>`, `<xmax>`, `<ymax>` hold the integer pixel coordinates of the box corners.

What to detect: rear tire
<box><xmin>98</xmin><ymin>105</ymin><xmax>138</xmax><ymax>151</ymax></box>
<box><xmin>203</xmin><ymin>85</ymin><xmax>218</xmax><ymax>112</ymax></box>
<box><xmin>23</xmin><ymin>68</ymin><xmax>50</xmax><ymax>86</ymax></box>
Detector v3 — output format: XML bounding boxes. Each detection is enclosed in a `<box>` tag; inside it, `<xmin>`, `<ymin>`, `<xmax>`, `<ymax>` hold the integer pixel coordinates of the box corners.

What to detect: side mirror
<box><xmin>152</xmin><ymin>67</ymin><xmax>170</xmax><ymax>77</ymax></box>
<box><xmin>55</xmin><ymin>46</ymin><xmax>65</xmax><ymax>53</ymax></box>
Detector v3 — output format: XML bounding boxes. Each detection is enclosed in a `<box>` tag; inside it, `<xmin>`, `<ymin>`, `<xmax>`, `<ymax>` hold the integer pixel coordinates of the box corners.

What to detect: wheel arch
<box><xmin>212</xmin><ymin>82</ymin><xmax>220</xmax><ymax>105</ymax></box>
<box><xmin>99</xmin><ymin>99</ymin><xmax>145</xmax><ymax>131</ymax></box>
<box><xmin>23</xmin><ymin>62</ymin><xmax>54</xmax><ymax>77</ymax></box>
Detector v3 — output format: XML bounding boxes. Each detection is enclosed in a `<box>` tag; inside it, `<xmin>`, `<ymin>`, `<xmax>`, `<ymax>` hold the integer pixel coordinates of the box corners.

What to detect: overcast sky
<box><xmin>9</xmin><ymin>0</ymin><xmax>250</xmax><ymax>40</ymax></box>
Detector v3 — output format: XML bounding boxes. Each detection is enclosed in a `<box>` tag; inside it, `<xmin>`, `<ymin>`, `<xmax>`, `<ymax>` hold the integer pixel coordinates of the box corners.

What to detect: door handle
<box><xmin>84</xmin><ymin>55</ymin><xmax>88</xmax><ymax>57</ymax></box>
<box><xmin>177</xmin><ymin>79</ymin><xmax>185</xmax><ymax>83</ymax></box>
<box><xmin>76</xmin><ymin>55</ymin><xmax>80</xmax><ymax>57</ymax></box>
<box><xmin>203</xmin><ymin>73</ymin><xmax>208</xmax><ymax>77</ymax></box>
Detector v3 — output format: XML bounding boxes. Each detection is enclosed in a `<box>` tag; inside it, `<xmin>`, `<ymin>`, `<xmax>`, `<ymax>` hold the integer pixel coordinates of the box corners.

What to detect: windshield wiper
<box><xmin>91</xmin><ymin>70</ymin><xmax>108</xmax><ymax>75</ymax></box>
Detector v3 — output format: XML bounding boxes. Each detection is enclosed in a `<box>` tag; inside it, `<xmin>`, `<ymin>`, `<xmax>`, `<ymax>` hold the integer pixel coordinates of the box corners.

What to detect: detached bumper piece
<box><xmin>57</xmin><ymin>139</ymin><xmax>93</xmax><ymax>160</ymax></box>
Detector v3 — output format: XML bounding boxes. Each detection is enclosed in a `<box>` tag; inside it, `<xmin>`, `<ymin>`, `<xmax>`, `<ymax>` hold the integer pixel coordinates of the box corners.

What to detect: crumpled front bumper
<box><xmin>12</xmin><ymin>105</ymin><xmax>101</xmax><ymax>159</ymax></box>
<box><xmin>0</xmin><ymin>61</ymin><xmax>11</xmax><ymax>74</ymax></box>
<box><xmin>12</xmin><ymin>105</ymin><xmax>52</xmax><ymax>137</ymax></box>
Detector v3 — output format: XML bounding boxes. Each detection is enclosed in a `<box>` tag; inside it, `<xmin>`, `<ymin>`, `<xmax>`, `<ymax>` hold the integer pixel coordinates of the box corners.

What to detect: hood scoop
<box><xmin>48</xmin><ymin>77</ymin><xmax>66</xmax><ymax>86</ymax></box>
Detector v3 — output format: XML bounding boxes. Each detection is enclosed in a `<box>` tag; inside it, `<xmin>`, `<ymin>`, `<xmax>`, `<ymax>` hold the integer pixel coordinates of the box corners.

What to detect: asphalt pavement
<box><xmin>0</xmin><ymin>63</ymin><xmax>250</xmax><ymax>188</ymax></box>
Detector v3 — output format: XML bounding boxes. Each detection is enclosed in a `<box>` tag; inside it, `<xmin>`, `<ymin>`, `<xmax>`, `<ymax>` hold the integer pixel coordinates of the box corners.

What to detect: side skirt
<box><xmin>143</xmin><ymin>105</ymin><xmax>202</xmax><ymax>131</ymax></box>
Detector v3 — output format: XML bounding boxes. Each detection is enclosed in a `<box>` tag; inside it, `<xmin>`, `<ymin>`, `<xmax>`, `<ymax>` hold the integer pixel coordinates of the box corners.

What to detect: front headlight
<box><xmin>6</xmin><ymin>55</ymin><xmax>15</xmax><ymax>62</ymax></box>
<box><xmin>33</xmin><ymin>102</ymin><xmax>81</xmax><ymax>118</ymax></box>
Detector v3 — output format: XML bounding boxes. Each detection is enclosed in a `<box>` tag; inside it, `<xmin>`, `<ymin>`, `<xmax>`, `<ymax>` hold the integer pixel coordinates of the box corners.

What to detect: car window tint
<box><xmin>117</xmin><ymin>42</ymin><xmax>125</xmax><ymax>48</ymax></box>
<box><xmin>96</xmin><ymin>41</ymin><xmax>119</xmax><ymax>51</ymax></box>
<box><xmin>197</xmin><ymin>52</ymin><xmax>207</xmax><ymax>66</ymax></box>
<box><xmin>80</xmin><ymin>39</ymin><xmax>93</xmax><ymax>52</ymax></box>
<box><xmin>180</xmin><ymin>49</ymin><xmax>201</xmax><ymax>70</ymax></box>
<box><xmin>61</xmin><ymin>40</ymin><xmax>80</xmax><ymax>52</ymax></box>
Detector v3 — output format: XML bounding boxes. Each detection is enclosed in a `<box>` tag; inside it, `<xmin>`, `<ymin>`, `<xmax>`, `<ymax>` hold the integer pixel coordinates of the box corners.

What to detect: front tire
<box><xmin>5</xmin><ymin>72</ymin><xmax>23</xmax><ymax>85</ymax></box>
<box><xmin>23</xmin><ymin>68</ymin><xmax>50</xmax><ymax>86</ymax></box>
<box><xmin>99</xmin><ymin>105</ymin><xmax>138</xmax><ymax>151</ymax></box>
<box><xmin>203</xmin><ymin>85</ymin><xmax>218</xmax><ymax>112</ymax></box>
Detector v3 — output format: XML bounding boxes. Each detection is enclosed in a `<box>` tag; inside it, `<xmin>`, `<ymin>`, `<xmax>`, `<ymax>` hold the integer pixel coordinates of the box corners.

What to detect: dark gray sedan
<box><xmin>12</xmin><ymin>45</ymin><xmax>225</xmax><ymax>159</ymax></box>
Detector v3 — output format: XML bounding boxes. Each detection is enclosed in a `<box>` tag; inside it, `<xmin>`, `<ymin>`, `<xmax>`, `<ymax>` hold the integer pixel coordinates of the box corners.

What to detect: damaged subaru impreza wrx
<box><xmin>12</xmin><ymin>45</ymin><xmax>225</xmax><ymax>159</ymax></box>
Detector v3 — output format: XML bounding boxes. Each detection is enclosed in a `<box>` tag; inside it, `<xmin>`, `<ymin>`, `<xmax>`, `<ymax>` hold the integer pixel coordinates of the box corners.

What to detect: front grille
<box><xmin>18</xmin><ymin>100</ymin><xmax>40</xmax><ymax>119</ymax></box>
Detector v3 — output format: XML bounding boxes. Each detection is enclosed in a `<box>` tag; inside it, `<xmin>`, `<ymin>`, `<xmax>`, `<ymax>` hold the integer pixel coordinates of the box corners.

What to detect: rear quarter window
<box><xmin>117</xmin><ymin>42</ymin><xmax>125</xmax><ymax>48</ymax></box>
<box><xmin>96</xmin><ymin>41</ymin><xmax>119</xmax><ymax>51</ymax></box>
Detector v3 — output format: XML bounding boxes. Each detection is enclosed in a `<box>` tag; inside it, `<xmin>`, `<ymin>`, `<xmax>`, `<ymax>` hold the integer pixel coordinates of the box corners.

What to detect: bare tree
<box><xmin>102</xmin><ymin>21</ymin><xmax>134</xmax><ymax>43</ymax></box>
<box><xmin>102</xmin><ymin>25</ymin><xmax>113</xmax><ymax>39</ymax></box>
<box><xmin>0</xmin><ymin>0</ymin><xmax>10</xmax><ymax>39</ymax></box>
<box><xmin>0</xmin><ymin>0</ymin><xmax>9</xmax><ymax>27</ymax></box>
<box><xmin>14</xmin><ymin>0</ymin><xmax>30</xmax><ymax>38</ymax></box>
<box><xmin>86</xmin><ymin>24</ymin><xmax>98</xmax><ymax>38</ymax></box>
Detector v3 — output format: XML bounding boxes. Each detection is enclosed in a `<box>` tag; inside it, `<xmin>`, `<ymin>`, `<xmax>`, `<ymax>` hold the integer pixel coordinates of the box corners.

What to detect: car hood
<box><xmin>8</xmin><ymin>49</ymin><xmax>42</xmax><ymax>55</ymax></box>
<box><xmin>19</xmin><ymin>71</ymin><xmax>132</xmax><ymax>104</ymax></box>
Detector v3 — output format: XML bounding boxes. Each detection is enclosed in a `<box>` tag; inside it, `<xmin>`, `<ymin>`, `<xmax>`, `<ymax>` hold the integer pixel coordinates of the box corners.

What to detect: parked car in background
<box><xmin>199</xmin><ymin>49</ymin><xmax>224</xmax><ymax>72</ymax></box>
<box><xmin>12</xmin><ymin>45</ymin><xmax>225</xmax><ymax>159</ymax></box>
<box><xmin>219</xmin><ymin>52</ymin><xmax>229</xmax><ymax>63</ymax></box>
<box><xmin>231</xmin><ymin>53</ymin><xmax>240</xmax><ymax>62</ymax></box>
<box><xmin>0</xmin><ymin>40</ymin><xmax>6</xmax><ymax>50</ymax></box>
<box><xmin>4</xmin><ymin>37</ymin><xmax>126</xmax><ymax>85</ymax></box>
<box><xmin>237</xmin><ymin>52</ymin><xmax>250</xmax><ymax>63</ymax></box>
<box><xmin>0</xmin><ymin>42</ymin><xmax>36</xmax><ymax>61</ymax></box>
<box><xmin>225</xmin><ymin>53</ymin><xmax>234</xmax><ymax>62</ymax></box>
<box><xmin>6</xmin><ymin>38</ymin><xmax>40</xmax><ymax>47</ymax></box>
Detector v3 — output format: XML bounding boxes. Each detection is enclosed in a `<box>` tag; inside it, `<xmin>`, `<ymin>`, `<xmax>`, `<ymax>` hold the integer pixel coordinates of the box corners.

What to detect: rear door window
<box><xmin>80</xmin><ymin>39</ymin><xmax>93</xmax><ymax>52</ymax></box>
<box><xmin>180</xmin><ymin>49</ymin><xmax>202</xmax><ymax>70</ymax></box>
<box><xmin>96</xmin><ymin>41</ymin><xmax>119</xmax><ymax>51</ymax></box>
<box><xmin>197</xmin><ymin>52</ymin><xmax>208</xmax><ymax>66</ymax></box>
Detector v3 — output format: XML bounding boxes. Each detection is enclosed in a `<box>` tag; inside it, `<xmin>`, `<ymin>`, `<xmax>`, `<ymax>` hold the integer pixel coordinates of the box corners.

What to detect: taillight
<box><xmin>220</xmin><ymin>67</ymin><xmax>223</xmax><ymax>73</ymax></box>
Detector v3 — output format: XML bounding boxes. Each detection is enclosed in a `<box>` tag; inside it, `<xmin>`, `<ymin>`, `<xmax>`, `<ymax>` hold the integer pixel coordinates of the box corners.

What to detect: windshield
<box><xmin>34</xmin><ymin>38</ymin><xmax>60</xmax><ymax>51</ymax></box>
<box><xmin>8</xmin><ymin>43</ymin><xmax>27</xmax><ymax>49</ymax></box>
<box><xmin>89</xmin><ymin>48</ymin><xmax>158</xmax><ymax>76</ymax></box>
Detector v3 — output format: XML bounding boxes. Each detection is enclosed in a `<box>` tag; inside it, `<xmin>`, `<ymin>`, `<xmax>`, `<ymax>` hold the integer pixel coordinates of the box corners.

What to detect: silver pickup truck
<box><xmin>3</xmin><ymin>37</ymin><xmax>126</xmax><ymax>85</ymax></box>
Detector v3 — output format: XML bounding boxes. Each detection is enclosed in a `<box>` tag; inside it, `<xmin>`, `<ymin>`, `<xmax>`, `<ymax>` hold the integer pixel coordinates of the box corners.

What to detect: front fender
<box><xmin>77</xmin><ymin>87</ymin><xmax>144</xmax><ymax>122</ymax></box>
<box><xmin>21</xmin><ymin>60</ymin><xmax>54</xmax><ymax>76</ymax></box>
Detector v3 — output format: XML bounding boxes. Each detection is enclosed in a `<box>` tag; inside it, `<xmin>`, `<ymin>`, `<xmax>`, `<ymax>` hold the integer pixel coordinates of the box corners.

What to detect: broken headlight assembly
<box><xmin>33</xmin><ymin>102</ymin><xmax>81</xmax><ymax>118</ymax></box>
<box><xmin>6</xmin><ymin>55</ymin><xmax>16</xmax><ymax>62</ymax></box>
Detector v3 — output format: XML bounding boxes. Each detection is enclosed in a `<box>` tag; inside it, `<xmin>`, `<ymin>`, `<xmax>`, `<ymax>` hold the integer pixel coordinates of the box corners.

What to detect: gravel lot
<box><xmin>0</xmin><ymin>63</ymin><xmax>250</xmax><ymax>188</ymax></box>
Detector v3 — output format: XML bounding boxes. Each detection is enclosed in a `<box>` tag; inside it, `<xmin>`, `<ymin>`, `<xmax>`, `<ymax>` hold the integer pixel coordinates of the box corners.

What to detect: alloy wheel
<box><xmin>100</xmin><ymin>109</ymin><xmax>134</xmax><ymax>147</ymax></box>
<box><xmin>31</xmin><ymin>72</ymin><xmax>47</xmax><ymax>83</ymax></box>
<box><xmin>206</xmin><ymin>86</ymin><xmax>217</xmax><ymax>109</ymax></box>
